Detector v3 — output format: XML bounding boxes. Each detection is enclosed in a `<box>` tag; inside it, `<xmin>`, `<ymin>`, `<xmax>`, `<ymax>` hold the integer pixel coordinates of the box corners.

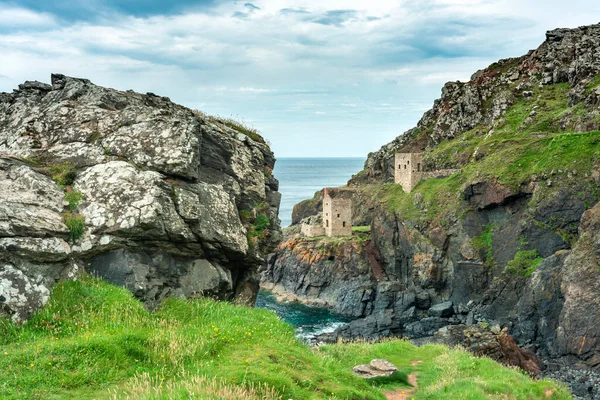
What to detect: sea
<box><xmin>272</xmin><ymin>157</ymin><xmax>366</xmax><ymax>228</ymax></box>
<box><xmin>256</xmin><ymin>157</ymin><xmax>365</xmax><ymax>341</ymax></box>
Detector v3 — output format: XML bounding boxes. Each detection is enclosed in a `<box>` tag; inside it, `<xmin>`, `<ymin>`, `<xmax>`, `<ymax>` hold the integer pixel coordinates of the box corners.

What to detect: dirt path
<box><xmin>385</xmin><ymin>372</ymin><xmax>418</xmax><ymax>400</ymax></box>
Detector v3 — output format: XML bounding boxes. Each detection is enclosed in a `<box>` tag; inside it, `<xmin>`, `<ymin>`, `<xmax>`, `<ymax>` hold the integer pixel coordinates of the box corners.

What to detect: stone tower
<box><xmin>394</xmin><ymin>152</ymin><xmax>424</xmax><ymax>193</ymax></box>
<box><xmin>322</xmin><ymin>188</ymin><xmax>352</xmax><ymax>237</ymax></box>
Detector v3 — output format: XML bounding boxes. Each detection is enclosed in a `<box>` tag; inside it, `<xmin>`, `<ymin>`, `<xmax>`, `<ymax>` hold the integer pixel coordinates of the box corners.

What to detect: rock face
<box><xmin>0</xmin><ymin>74</ymin><xmax>282</xmax><ymax>322</ymax></box>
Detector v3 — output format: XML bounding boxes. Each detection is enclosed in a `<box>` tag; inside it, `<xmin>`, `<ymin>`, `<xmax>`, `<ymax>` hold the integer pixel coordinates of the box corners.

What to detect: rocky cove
<box><xmin>260</xmin><ymin>24</ymin><xmax>600</xmax><ymax>398</ymax></box>
<box><xmin>1</xmin><ymin>20</ymin><xmax>600</xmax><ymax>400</ymax></box>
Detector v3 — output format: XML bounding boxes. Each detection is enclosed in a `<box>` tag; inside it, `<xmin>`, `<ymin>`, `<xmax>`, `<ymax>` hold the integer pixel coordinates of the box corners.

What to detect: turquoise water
<box><xmin>255</xmin><ymin>290</ymin><xmax>351</xmax><ymax>341</ymax></box>
<box><xmin>273</xmin><ymin>157</ymin><xmax>365</xmax><ymax>227</ymax></box>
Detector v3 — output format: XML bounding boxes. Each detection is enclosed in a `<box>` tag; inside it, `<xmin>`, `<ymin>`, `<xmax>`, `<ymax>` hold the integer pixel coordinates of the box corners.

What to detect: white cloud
<box><xmin>0</xmin><ymin>0</ymin><xmax>599</xmax><ymax>156</ymax></box>
<box><xmin>0</xmin><ymin>5</ymin><xmax>56</xmax><ymax>27</ymax></box>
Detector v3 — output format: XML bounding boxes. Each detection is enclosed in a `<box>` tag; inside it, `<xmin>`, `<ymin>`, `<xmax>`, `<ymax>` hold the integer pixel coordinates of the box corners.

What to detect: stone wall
<box><xmin>301</xmin><ymin>223</ymin><xmax>325</xmax><ymax>237</ymax></box>
<box><xmin>422</xmin><ymin>169</ymin><xmax>461</xmax><ymax>180</ymax></box>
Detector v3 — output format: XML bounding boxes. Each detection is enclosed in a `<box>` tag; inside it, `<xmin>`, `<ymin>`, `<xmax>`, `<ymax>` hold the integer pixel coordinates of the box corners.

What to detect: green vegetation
<box><xmin>376</xmin><ymin>81</ymin><xmax>600</xmax><ymax>227</ymax></box>
<box><xmin>378</xmin><ymin>172</ymin><xmax>464</xmax><ymax>226</ymax></box>
<box><xmin>63</xmin><ymin>213</ymin><xmax>85</xmax><ymax>241</ymax></box>
<box><xmin>49</xmin><ymin>162</ymin><xmax>78</xmax><ymax>188</ymax></box>
<box><xmin>506</xmin><ymin>250</ymin><xmax>544</xmax><ymax>277</ymax></box>
<box><xmin>0</xmin><ymin>278</ymin><xmax>571</xmax><ymax>399</ymax></box>
<box><xmin>472</xmin><ymin>224</ymin><xmax>495</xmax><ymax>270</ymax></box>
<box><xmin>242</xmin><ymin>202</ymin><xmax>272</xmax><ymax>247</ymax></box>
<box><xmin>64</xmin><ymin>189</ymin><xmax>82</xmax><ymax>211</ymax></box>
<box><xmin>86</xmin><ymin>131</ymin><xmax>102</xmax><ymax>143</ymax></box>
<box><xmin>193</xmin><ymin>110</ymin><xmax>267</xmax><ymax>145</ymax></box>
<box><xmin>585</xmin><ymin>74</ymin><xmax>600</xmax><ymax>95</ymax></box>
<box><xmin>352</xmin><ymin>226</ymin><xmax>371</xmax><ymax>233</ymax></box>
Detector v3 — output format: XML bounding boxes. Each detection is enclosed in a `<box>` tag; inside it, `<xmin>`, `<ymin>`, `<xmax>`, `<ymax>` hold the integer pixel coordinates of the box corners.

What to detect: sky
<box><xmin>0</xmin><ymin>1</ymin><xmax>599</xmax><ymax>157</ymax></box>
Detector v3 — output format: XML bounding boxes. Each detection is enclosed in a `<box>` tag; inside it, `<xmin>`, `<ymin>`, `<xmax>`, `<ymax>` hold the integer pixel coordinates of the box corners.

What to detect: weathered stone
<box><xmin>353</xmin><ymin>359</ymin><xmax>398</xmax><ymax>378</ymax></box>
<box><xmin>428</xmin><ymin>301</ymin><xmax>454</xmax><ymax>318</ymax></box>
<box><xmin>0</xmin><ymin>74</ymin><xmax>282</xmax><ymax>318</ymax></box>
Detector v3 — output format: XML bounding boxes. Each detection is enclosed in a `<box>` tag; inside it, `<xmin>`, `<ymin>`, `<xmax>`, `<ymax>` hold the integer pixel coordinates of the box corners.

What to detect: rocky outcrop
<box><xmin>355</xmin><ymin>24</ymin><xmax>600</xmax><ymax>183</ymax></box>
<box><xmin>0</xmin><ymin>74</ymin><xmax>281</xmax><ymax>322</ymax></box>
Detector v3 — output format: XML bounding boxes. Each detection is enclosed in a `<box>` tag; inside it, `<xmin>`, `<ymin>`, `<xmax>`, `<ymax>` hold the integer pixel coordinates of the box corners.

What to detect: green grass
<box><xmin>471</xmin><ymin>224</ymin><xmax>495</xmax><ymax>270</ymax></box>
<box><xmin>64</xmin><ymin>190</ymin><xmax>82</xmax><ymax>211</ymax></box>
<box><xmin>378</xmin><ymin>172</ymin><xmax>464</xmax><ymax>226</ymax></box>
<box><xmin>0</xmin><ymin>279</ymin><xmax>571</xmax><ymax>399</ymax></box>
<box><xmin>506</xmin><ymin>250</ymin><xmax>544</xmax><ymax>277</ymax></box>
<box><xmin>352</xmin><ymin>226</ymin><xmax>371</xmax><ymax>233</ymax></box>
<box><xmin>193</xmin><ymin>110</ymin><xmax>267</xmax><ymax>145</ymax></box>
<box><xmin>48</xmin><ymin>162</ymin><xmax>78</xmax><ymax>188</ymax></box>
<box><xmin>63</xmin><ymin>213</ymin><xmax>85</xmax><ymax>241</ymax></box>
<box><xmin>375</xmin><ymin>82</ymin><xmax>600</xmax><ymax>226</ymax></box>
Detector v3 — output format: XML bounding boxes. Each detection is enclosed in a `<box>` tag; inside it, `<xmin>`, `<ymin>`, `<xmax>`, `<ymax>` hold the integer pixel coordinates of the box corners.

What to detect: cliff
<box><xmin>262</xmin><ymin>23</ymin><xmax>600</xmax><ymax>393</ymax></box>
<box><xmin>0</xmin><ymin>74</ymin><xmax>282</xmax><ymax>322</ymax></box>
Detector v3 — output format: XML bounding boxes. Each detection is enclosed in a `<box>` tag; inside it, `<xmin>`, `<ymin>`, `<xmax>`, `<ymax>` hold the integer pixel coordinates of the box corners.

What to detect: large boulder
<box><xmin>0</xmin><ymin>75</ymin><xmax>282</xmax><ymax>321</ymax></box>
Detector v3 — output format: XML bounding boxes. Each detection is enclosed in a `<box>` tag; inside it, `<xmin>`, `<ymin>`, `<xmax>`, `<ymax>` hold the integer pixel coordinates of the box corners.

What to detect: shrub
<box><xmin>253</xmin><ymin>214</ymin><xmax>270</xmax><ymax>231</ymax></box>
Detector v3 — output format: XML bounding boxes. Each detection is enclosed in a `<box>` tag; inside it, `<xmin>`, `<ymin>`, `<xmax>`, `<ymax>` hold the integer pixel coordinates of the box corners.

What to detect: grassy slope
<box><xmin>0</xmin><ymin>278</ymin><xmax>570</xmax><ymax>399</ymax></box>
<box><xmin>374</xmin><ymin>80</ymin><xmax>600</xmax><ymax>227</ymax></box>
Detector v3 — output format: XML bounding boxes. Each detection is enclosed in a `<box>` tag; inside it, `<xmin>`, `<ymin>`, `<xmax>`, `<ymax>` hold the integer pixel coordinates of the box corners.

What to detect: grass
<box><xmin>63</xmin><ymin>213</ymin><xmax>85</xmax><ymax>241</ymax></box>
<box><xmin>352</xmin><ymin>226</ymin><xmax>371</xmax><ymax>233</ymax></box>
<box><xmin>0</xmin><ymin>278</ymin><xmax>571</xmax><ymax>399</ymax></box>
<box><xmin>193</xmin><ymin>110</ymin><xmax>267</xmax><ymax>145</ymax></box>
<box><xmin>378</xmin><ymin>172</ymin><xmax>464</xmax><ymax>226</ymax></box>
<box><xmin>506</xmin><ymin>250</ymin><xmax>544</xmax><ymax>277</ymax></box>
<box><xmin>472</xmin><ymin>224</ymin><xmax>495</xmax><ymax>270</ymax></box>
<box><xmin>64</xmin><ymin>189</ymin><xmax>82</xmax><ymax>211</ymax></box>
<box><xmin>48</xmin><ymin>162</ymin><xmax>78</xmax><ymax>188</ymax></box>
<box><xmin>373</xmin><ymin>81</ymin><xmax>600</xmax><ymax>227</ymax></box>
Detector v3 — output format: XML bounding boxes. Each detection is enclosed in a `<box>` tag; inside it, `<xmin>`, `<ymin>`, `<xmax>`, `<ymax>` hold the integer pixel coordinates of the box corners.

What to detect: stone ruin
<box><xmin>394</xmin><ymin>152</ymin><xmax>461</xmax><ymax>192</ymax></box>
<box><xmin>301</xmin><ymin>188</ymin><xmax>352</xmax><ymax>237</ymax></box>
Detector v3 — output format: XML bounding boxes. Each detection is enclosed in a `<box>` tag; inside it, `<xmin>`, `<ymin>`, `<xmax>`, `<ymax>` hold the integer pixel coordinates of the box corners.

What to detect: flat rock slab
<box><xmin>353</xmin><ymin>359</ymin><xmax>398</xmax><ymax>378</ymax></box>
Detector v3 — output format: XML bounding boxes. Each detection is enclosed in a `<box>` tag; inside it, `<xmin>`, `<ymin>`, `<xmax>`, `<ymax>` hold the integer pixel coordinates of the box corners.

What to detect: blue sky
<box><xmin>1</xmin><ymin>1</ymin><xmax>599</xmax><ymax>157</ymax></box>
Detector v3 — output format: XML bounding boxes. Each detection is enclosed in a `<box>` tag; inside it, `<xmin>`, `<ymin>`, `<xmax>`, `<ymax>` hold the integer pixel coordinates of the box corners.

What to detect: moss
<box><xmin>86</xmin><ymin>132</ymin><xmax>102</xmax><ymax>143</ymax></box>
<box><xmin>63</xmin><ymin>213</ymin><xmax>85</xmax><ymax>241</ymax></box>
<box><xmin>506</xmin><ymin>250</ymin><xmax>543</xmax><ymax>277</ymax></box>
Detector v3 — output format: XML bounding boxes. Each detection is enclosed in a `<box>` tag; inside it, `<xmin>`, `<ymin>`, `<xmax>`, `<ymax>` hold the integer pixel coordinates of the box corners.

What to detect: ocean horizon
<box><xmin>273</xmin><ymin>157</ymin><xmax>366</xmax><ymax>227</ymax></box>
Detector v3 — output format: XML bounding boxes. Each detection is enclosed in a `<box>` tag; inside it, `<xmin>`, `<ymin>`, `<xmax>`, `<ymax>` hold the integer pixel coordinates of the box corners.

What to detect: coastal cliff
<box><xmin>262</xmin><ymin>23</ymin><xmax>600</xmax><ymax>392</ymax></box>
<box><xmin>0</xmin><ymin>74</ymin><xmax>282</xmax><ymax>322</ymax></box>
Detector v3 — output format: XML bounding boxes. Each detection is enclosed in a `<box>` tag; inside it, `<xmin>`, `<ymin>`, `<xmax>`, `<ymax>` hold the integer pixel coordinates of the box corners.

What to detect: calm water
<box><xmin>255</xmin><ymin>290</ymin><xmax>352</xmax><ymax>341</ymax></box>
<box><xmin>257</xmin><ymin>158</ymin><xmax>364</xmax><ymax>338</ymax></box>
<box><xmin>273</xmin><ymin>157</ymin><xmax>365</xmax><ymax>227</ymax></box>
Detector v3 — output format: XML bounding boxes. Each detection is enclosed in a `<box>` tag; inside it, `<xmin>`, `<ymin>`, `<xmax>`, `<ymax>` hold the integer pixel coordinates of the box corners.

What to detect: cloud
<box><xmin>1</xmin><ymin>0</ymin><xmax>600</xmax><ymax>157</ymax></box>
<box><xmin>0</xmin><ymin>4</ymin><xmax>56</xmax><ymax>28</ymax></box>
<box><xmin>239</xmin><ymin>87</ymin><xmax>276</xmax><ymax>93</ymax></box>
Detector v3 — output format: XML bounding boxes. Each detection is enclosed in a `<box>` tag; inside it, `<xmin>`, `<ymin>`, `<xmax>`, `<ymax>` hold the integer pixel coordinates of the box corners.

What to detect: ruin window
<box><xmin>407</xmin><ymin>161</ymin><xmax>410</xmax><ymax>165</ymax></box>
<box><xmin>326</xmin><ymin>220</ymin><xmax>329</xmax><ymax>227</ymax></box>
<box><xmin>398</xmin><ymin>164</ymin><xmax>401</xmax><ymax>169</ymax></box>
<box><xmin>337</xmin><ymin>213</ymin><xmax>340</xmax><ymax>218</ymax></box>
<box><xmin>342</xmin><ymin>221</ymin><xmax>346</xmax><ymax>227</ymax></box>
<box><xmin>417</xmin><ymin>163</ymin><xmax>421</xmax><ymax>172</ymax></box>
<box><xmin>325</xmin><ymin>213</ymin><xmax>328</xmax><ymax>216</ymax></box>
<box><xmin>404</xmin><ymin>165</ymin><xmax>407</xmax><ymax>170</ymax></box>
